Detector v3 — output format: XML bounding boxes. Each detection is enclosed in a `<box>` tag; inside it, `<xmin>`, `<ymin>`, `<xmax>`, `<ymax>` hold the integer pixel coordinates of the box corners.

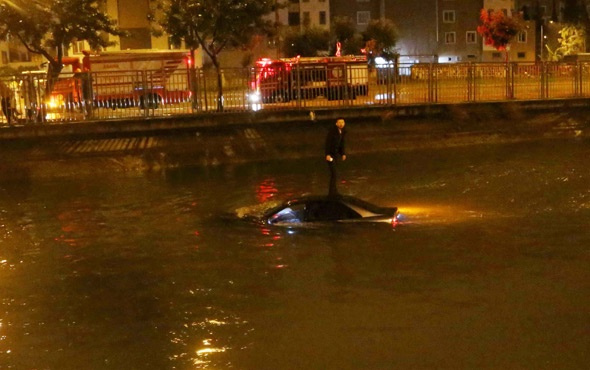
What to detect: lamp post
<box><xmin>540</xmin><ymin>22</ymin><xmax>544</xmax><ymax>60</ymax></box>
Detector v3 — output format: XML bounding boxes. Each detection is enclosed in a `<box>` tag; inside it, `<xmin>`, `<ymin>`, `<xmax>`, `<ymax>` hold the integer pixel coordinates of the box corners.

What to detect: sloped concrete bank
<box><xmin>0</xmin><ymin>100</ymin><xmax>589</xmax><ymax>179</ymax></box>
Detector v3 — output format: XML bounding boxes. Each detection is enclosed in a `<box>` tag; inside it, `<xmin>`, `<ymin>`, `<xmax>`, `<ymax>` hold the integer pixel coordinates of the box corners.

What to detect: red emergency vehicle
<box><xmin>249</xmin><ymin>55</ymin><xmax>369</xmax><ymax>104</ymax></box>
<box><xmin>49</xmin><ymin>50</ymin><xmax>193</xmax><ymax>110</ymax></box>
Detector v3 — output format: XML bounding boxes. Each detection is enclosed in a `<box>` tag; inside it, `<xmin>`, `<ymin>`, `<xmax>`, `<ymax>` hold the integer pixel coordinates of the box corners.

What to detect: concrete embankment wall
<box><xmin>1</xmin><ymin>100</ymin><xmax>589</xmax><ymax>179</ymax></box>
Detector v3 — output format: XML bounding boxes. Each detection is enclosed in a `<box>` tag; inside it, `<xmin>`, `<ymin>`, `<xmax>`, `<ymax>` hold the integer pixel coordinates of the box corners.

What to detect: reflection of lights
<box><xmin>256</xmin><ymin>178</ymin><xmax>278</xmax><ymax>203</ymax></box>
<box><xmin>393</xmin><ymin>204</ymin><xmax>486</xmax><ymax>224</ymax></box>
<box><xmin>374</xmin><ymin>93</ymin><xmax>394</xmax><ymax>101</ymax></box>
<box><xmin>248</xmin><ymin>91</ymin><xmax>261</xmax><ymax>103</ymax></box>
<box><xmin>196</xmin><ymin>347</ymin><xmax>226</xmax><ymax>355</ymax></box>
<box><xmin>248</xmin><ymin>91</ymin><xmax>262</xmax><ymax>111</ymax></box>
<box><xmin>206</xmin><ymin>319</ymin><xmax>226</xmax><ymax>326</ymax></box>
<box><xmin>194</xmin><ymin>337</ymin><xmax>228</xmax><ymax>366</ymax></box>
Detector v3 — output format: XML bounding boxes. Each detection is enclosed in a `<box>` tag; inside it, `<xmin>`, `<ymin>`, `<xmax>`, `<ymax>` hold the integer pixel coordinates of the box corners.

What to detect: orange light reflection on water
<box><xmin>393</xmin><ymin>203</ymin><xmax>487</xmax><ymax>225</ymax></box>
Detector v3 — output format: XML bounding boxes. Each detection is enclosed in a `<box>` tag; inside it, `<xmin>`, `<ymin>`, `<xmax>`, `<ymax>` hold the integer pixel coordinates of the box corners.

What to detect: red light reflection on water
<box><xmin>256</xmin><ymin>178</ymin><xmax>278</xmax><ymax>203</ymax></box>
<box><xmin>257</xmin><ymin>226</ymin><xmax>282</xmax><ymax>248</ymax></box>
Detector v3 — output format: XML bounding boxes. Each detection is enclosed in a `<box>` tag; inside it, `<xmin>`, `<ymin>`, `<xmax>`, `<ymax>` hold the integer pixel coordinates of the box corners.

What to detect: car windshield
<box><xmin>269</xmin><ymin>203</ymin><xmax>306</xmax><ymax>224</ymax></box>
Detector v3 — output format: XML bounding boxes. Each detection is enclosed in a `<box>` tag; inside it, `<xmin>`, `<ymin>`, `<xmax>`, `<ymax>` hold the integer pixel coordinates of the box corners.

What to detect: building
<box><xmin>280</xmin><ymin>0</ymin><xmax>331</xmax><ymax>31</ymax></box>
<box><xmin>436</xmin><ymin>0</ymin><xmax>483</xmax><ymax>63</ymax></box>
<box><xmin>330</xmin><ymin>0</ymin><xmax>537</xmax><ymax>62</ymax></box>
<box><xmin>0</xmin><ymin>39</ymin><xmax>40</xmax><ymax>72</ymax></box>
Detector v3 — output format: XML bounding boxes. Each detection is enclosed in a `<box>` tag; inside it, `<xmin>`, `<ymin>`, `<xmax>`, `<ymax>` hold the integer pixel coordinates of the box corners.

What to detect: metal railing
<box><xmin>2</xmin><ymin>61</ymin><xmax>590</xmax><ymax>125</ymax></box>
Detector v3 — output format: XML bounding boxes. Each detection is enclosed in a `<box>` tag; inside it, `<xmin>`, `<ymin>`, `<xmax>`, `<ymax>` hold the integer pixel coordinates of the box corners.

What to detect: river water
<box><xmin>0</xmin><ymin>138</ymin><xmax>589</xmax><ymax>369</ymax></box>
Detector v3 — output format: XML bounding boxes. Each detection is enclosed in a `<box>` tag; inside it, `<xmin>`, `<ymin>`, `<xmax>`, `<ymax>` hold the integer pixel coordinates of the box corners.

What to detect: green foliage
<box><xmin>283</xmin><ymin>27</ymin><xmax>330</xmax><ymax>57</ymax></box>
<box><xmin>545</xmin><ymin>25</ymin><xmax>586</xmax><ymax>61</ymax></box>
<box><xmin>155</xmin><ymin>0</ymin><xmax>276</xmax><ymax>64</ymax></box>
<box><xmin>327</xmin><ymin>16</ymin><xmax>362</xmax><ymax>55</ymax></box>
<box><xmin>362</xmin><ymin>19</ymin><xmax>398</xmax><ymax>59</ymax></box>
<box><xmin>154</xmin><ymin>0</ymin><xmax>276</xmax><ymax>111</ymax></box>
<box><xmin>332</xmin><ymin>16</ymin><xmax>356</xmax><ymax>44</ymax></box>
<box><xmin>0</xmin><ymin>0</ymin><xmax>123</xmax><ymax>75</ymax></box>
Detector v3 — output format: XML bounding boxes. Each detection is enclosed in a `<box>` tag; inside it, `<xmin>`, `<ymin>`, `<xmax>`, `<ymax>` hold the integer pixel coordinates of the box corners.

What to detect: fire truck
<box><xmin>49</xmin><ymin>49</ymin><xmax>195</xmax><ymax>111</ymax></box>
<box><xmin>249</xmin><ymin>55</ymin><xmax>369</xmax><ymax>105</ymax></box>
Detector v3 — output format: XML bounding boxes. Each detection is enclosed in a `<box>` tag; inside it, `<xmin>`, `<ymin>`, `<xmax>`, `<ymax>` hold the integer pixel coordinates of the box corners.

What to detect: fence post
<box><xmin>142</xmin><ymin>70</ymin><xmax>149</xmax><ymax>118</ymax></box>
<box><xmin>506</xmin><ymin>62</ymin><xmax>514</xmax><ymax>99</ymax></box>
<box><xmin>574</xmin><ymin>62</ymin><xmax>582</xmax><ymax>96</ymax></box>
<box><xmin>539</xmin><ymin>61</ymin><xmax>547</xmax><ymax>99</ymax></box>
<box><xmin>428</xmin><ymin>63</ymin><xmax>433</xmax><ymax>103</ymax></box>
<box><xmin>392</xmin><ymin>57</ymin><xmax>398</xmax><ymax>105</ymax></box>
<box><xmin>544</xmin><ymin>62</ymin><xmax>549</xmax><ymax>99</ymax></box>
<box><xmin>201</xmin><ymin>69</ymin><xmax>208</xmax><ymax>112</ymax></box>
<box><xmin>296</xmin><ymin>63</ymin><xmax>301</xmax><ymax>109</ymax></box>
<box><xmin>467</xmin><ymin>63</ymin><xmax>474</xmax><ymax>102</ymax></box>
<box><xmin>190</xmin><ymin>67</ymin><xmax>199</xmax><ymax>113</ymax></box>
<box><xmin>580</xmin><ymin>62</ymin><xmax>585</xmax><ymax>97</ymax></box>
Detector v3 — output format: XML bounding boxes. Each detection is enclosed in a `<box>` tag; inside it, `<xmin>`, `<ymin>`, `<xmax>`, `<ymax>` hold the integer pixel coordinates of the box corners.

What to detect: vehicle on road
<box><xmin>49</xmin><ymin>49</ymin><xmax>195</xmax><ymax>112</ymax></box>
<box><xmin>248</xmin><ymin>55</ymin><xmax>369</xmax><ymax>107</ymax></box>
<box><xmin>259</xmin><ymin>195</ymin><xmax>398</xmax><ymax>226</ymax></box>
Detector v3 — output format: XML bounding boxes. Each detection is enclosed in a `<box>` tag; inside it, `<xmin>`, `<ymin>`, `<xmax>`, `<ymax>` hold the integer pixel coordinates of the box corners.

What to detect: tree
<box><xmin>477</xmin><ymin>9</ymin><xmax>524</xmax><ymax>60</ymax></box>
<box><xmin>155</xmin><ymin>0</ymin><xmax>276</xmax><ymax>112</ymax></box>
<box><xmin>545</xmin><ymin>25</ymin><xmax>586</xmax><ymax>60</ymax></box>
<box><xmin>362</xmin><ymin>19</ymin><xmax>398</xmax><ymax>61</ymax></box>
<box><xmin>562</xmin><ymin>0</ymin><xmax>590</xmax><ymax>50</ymax></box>
<box><xmin>282</xmin><ymin>27</ymin><xmax>331</xmax><ymax>57</ymax></box>
<box><xmin>0</xmin><ymin>0</ymin><xmax>122</xmax><ymax>92</ymax></box>
<box><xmin>331</xmin><ymin>16</ymin><xmax>363</xmax><ymax>55</ymax></box>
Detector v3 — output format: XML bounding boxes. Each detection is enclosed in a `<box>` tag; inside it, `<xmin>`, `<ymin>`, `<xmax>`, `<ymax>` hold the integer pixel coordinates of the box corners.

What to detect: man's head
<box><xmin>336</xmin><ymin>118</ymin><xmax>345</xmax><ymax>129</ymax></box>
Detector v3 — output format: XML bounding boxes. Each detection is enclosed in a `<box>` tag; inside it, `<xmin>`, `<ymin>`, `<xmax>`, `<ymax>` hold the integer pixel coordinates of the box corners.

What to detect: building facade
<box><xmin>329</xmin><ymin>0</ymin><xmax>537</xmax><ymax>62</ymax></box>
<box><xmin>0</xmin><ymin>40</ymin><xmax>38</xmax><ymax>71</ymax></box>
<box><xmin>436</xmin><ymin>0</ymin><xmax>483</xmax><ymax>63</ymax></box>
<box><xmin>280</xmin><ymin>0</ymin><xmax>331</xmax><ymax>31</ymax></box>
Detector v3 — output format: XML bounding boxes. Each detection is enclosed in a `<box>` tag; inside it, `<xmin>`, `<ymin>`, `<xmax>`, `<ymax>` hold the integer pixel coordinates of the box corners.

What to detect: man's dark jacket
<box><xmin>325</xmin><ymin>125</ymin><xmax>346</xmax><ymax>158</ymax></box>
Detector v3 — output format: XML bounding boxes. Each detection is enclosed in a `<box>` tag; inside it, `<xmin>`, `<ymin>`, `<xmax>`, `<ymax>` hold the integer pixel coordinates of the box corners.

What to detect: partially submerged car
<box><xmin>261</xmin><ymin>195</ymin><xmax>399</xmax><ymax>226</ymax></box>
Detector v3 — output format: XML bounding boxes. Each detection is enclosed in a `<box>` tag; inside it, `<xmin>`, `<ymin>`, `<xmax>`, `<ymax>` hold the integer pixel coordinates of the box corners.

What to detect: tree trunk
<box><xmin>45</xmin><ymin>45</ymin><xmax>65</xmax><ymax>97</ymax></box>
<box><xmin>45</xmin><ymin>60</ymin><xmax>62</xmax><ymax>98</ymax></box>
<box><xmin>212</xmin><ymin>57</ymin><xmax>223</xmax><ymax>112</ymax></box>
<box><xmin>190</xmin><ymin>48</ymin><xmax>199</xmax><ymax>112</ymax></box>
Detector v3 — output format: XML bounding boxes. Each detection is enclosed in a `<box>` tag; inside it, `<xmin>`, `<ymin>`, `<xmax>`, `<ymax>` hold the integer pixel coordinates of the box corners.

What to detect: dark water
<box><xmin>0</xmin><ymin>139</ymin><xmax>589</xmax><ymax>369</ymax></box>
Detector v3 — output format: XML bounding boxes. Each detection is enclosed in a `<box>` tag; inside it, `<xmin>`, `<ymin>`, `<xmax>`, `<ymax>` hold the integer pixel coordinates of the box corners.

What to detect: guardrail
<box><xmin>1</xmin><ymin>61</ymin><xmax>590</xmax><ymax>125</ymax></box>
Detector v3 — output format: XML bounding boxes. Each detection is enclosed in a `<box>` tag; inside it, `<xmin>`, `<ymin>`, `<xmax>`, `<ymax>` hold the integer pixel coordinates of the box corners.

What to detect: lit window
<box><xmin>518</xmin><ymin>31</ymin><xmax>527</xmax><ymax>43</ymax></box>
<box><xmin>445</xmin><ymin>32</ymin><xmax>456</xmax><ymax>44</ymax></box>
<box><xmin>443</xmin><ymin>10</ymin><xmax>455</xmax><ymax>23</ymax></box>
<box><xmin>357</xmin><ymin>11</ymin><xmax>371</xmax><ymax>25</ymax></box>
<box><xmin>466</xmin><ymin>31</ymin><xmax>477</xmax><ymax>44</ymax></box>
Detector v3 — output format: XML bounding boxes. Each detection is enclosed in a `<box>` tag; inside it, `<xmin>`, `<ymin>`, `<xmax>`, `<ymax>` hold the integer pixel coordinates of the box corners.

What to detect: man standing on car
<box><xmin>325</xmin><ymin>117</ymin><xmax>347</xmax><ymax>196</ymax></box>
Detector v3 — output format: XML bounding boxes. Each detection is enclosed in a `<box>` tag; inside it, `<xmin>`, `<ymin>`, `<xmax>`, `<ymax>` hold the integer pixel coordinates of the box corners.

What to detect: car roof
<box><xmin>282</xmin><ymin>195</ymin><xmax>390</xmax><ymax>213</ymax></box>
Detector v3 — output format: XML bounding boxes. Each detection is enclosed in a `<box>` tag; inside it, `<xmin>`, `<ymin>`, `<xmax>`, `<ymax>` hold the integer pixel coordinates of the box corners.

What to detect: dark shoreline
<box><xmin>0</xmin><ymin>100</ymin><xmax>589</xmax><ymax>179</ymax></box>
